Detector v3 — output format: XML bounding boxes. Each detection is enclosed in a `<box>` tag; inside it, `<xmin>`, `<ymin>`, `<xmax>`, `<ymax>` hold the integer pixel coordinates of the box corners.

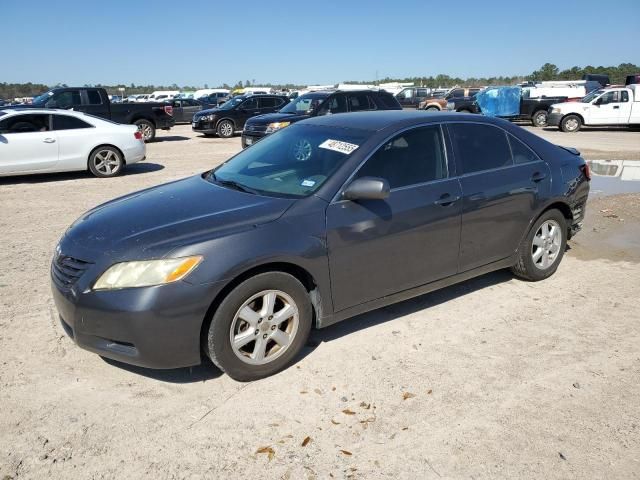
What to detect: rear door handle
<box><xmin>531</xmin><ymin>172</ymin><xmax>547</xmax><ymax>182</ymax></box>
<box><xmin>613</xmin><ymin>106</ymin><xmax>620</xmax><ymax>109</ymax></box>
<box><xmin>434</xmin><ymin>193</ymin><xmax>461</xmax><ymax>206</ymax></box>
<box><xmin>43</xmin><ymin>138</ymin><xmax>56</xmax><ymax>143</ymax></box>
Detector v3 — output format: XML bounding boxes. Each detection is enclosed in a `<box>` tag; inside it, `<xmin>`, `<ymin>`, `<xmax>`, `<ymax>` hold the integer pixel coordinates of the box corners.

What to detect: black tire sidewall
<box><xmin>519</xmin><ymin>210</ymin><xmax>567</xmax><ymax>281</ymax></box>
<box><xmin>217</xmin><ymin>120</ymin><xmax>234</xmax><ymax>138</ymax></box>
<box><xmin>533</xmin><ymin>111</ymin><xmax>547</xmax><ymax>127</ymax></box>
<box><xmin>207</xmin><ymin>272</ymin><xmax>312</xmax><ymax>381</ymax></box>
<box><xmin>561</xmin><ymin>115</ymin><xmax>581</xmax><ymax>133</ymax></box>
<box><xmin>88</xmin><ymin>147</ymin><xmax>123</xmax><ymax>178</ymax></box>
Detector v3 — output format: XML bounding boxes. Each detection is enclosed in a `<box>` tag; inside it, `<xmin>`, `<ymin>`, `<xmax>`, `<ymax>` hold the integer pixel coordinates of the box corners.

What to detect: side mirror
<box><xmin>342</xmin><ymin>177</ymin><xmax>390</xmax><ymax>201</ymax></box>
<box><xmin>594</xmin><ymin>98</ymin><xmax>603</xmax><ymax>105</ymax></box>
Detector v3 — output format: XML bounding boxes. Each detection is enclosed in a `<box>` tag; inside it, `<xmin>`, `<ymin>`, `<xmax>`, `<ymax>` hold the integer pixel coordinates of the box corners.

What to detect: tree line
<box><xmin>1</xmin><ymin>63</ymin><xmax>638</xmax><ymax>100</ymax></box>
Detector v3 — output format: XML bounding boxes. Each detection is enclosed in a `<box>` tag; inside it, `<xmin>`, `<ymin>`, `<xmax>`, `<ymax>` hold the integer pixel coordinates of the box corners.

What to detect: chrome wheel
<box><xmin>138</xmin><ymin>123</ymin><xmax>153</xmax><ymax>141</ymax></box>
<box><xmin>292</xmin><ymin>139</ymin><xmax>312</xmax><ymax>161</ymax></box>
<box><xmin>531</xmin><ymin>220</ymin><xmax>562</xmax><ymax>270</ymax></box>
<box><xmin>533</xmin><ymin>111</ymin><xmax>547</xmax><ymax>127</ymax></box>
<box><xmin>93</xmin><ymin>149</ymin><xmax>121</xmax><ymax>175</ymax></box>
<box><xmin>564</xmin><ymin>118</ymin><xmax>579</xmax><ymax>132</ymax></box>
<box><xmin>229</xmin><ymin>290</ymin><xmax>299</xmax><ymax>365</ymax></box>
<box><xmin>219</xmin><ymin>121</ymin><xmax>233</xmax><ymax>137</ymax></box>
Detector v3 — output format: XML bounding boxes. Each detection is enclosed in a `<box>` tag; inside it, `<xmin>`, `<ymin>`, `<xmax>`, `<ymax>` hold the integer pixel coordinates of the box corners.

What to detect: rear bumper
<box><xmin>547</xmin><ymin>112</ymin><xmax>563</xmax><ymax>127</ymax></box>
<box><xmin>123</xmin><ymin>143</ymin><xmax>146</xmax><ymax>165</ymax></box>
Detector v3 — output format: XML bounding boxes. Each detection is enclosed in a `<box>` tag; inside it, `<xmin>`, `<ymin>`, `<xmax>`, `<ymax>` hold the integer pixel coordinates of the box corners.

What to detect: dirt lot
<box><xmin>1</xmin><ymin>124</ymin><xmax>639</xmax><ymax>479</ymax></box>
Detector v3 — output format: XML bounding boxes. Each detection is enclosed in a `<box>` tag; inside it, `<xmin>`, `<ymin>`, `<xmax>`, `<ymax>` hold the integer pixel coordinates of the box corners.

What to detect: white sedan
<box><xmin>0</xmin><ymin>109</ymin><xmax>146</xmax><ymax>178</ymax></box>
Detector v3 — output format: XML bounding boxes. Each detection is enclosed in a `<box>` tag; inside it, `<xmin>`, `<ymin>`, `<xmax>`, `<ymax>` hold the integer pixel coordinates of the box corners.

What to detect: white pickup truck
<box><xmin>547</xmin><ymin>84</ymin><xmax>640</xmax><ymax>132</ymax></box>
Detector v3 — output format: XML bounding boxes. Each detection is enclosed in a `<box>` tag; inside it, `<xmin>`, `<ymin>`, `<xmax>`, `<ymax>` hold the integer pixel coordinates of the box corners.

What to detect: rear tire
<box><xmin>217</xmin><ymin>119</ymin><xmax>235</xmax><ymax>138</ymax></box>
<box><xmin>532</xmin><ymin>110</ymin><xmax>548</xmax><ymax>127</ymax></box>
<box><xmin>88</xmin><ymin>146</ymin><xmax>124</xmax><ymax>178</ymax></box>
<box><xmin>134</xmin><ymin>119</ymin><xmax>156</xmax><ymax>142</ymax></box>
<box><xmin>511</xmin><ymin>209</ymin><xmax>567</xmax><ymax>281</ymax></box>
<box><xmin>560</xmin><ymin>115</ymin><xmax>581</xmax><ymax>133</ymax></box>
<box><xmin>207</xmin><ymin>272</ymin><xmax>312</xmax><ymax>381</ymax></box>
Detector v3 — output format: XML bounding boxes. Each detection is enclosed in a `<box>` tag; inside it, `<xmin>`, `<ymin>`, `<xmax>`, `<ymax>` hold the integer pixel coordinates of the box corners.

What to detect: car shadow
<box><xmin>541</xmin><ymin>126</ymin><xmax>632</xmax><ymax>132</ymax></box>
<box><xmin>304</xmin><ymin>269</ymin><xmax>514</xmax><ymax>349</ymax></box>
<box><xmin>153</xmin><ymin>135</ymin><xmax>190</xmax><ymax>142</ymax></box>
<box><xmin>101</xmin><ymin>356</ymin><xmax>223</xmax><ymax>384</ymax></box>
<box><xmin>0</xmin><ymin>163</ymin><xmax>164</xmax><ymax>185</ymax></box>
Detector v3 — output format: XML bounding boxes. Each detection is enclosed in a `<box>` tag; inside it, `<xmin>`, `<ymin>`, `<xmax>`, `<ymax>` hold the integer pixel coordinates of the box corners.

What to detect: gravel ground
<box><xmin>1</xmin><ymin>124</ymin><xmax>639</xmax><ymax>479</ymax></box>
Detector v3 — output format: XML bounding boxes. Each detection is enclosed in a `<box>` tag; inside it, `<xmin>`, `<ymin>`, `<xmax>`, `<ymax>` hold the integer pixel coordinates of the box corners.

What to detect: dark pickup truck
<box><xmin>6</xmin><ymin>87</ymin><xmax>174</xmax><ymax>141</ymax></box>
<box><xmin>448</xmin><ymin>90</ymin><xmax>568</xmax><ymax>127</ymax></box>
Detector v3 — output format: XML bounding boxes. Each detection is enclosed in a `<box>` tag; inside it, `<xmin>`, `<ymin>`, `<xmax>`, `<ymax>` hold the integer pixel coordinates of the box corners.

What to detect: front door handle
<box><xmin>531</xmin><ymin>171</ymin><xmax>547</xmax><ymax>182</ymax></box>
<box><xmin>43</xmin><ymin>138</ymin><xmax>56</xmax><ymax>143</ymax></box>
<box><xmin>613</xmin><ymin>106</ymin><xmax>620</xmax><ymax>109</ymax></box>
<box><xmin>434</xmin><ymin>193</ymin><xmax>461</xmax><ymax>206</ymax></box>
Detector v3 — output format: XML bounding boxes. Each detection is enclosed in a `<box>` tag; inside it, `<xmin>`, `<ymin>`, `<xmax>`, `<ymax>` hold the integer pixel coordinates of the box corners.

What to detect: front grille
<box><xmin>244</xmin><ymin>124</ymin><xmax>267</xmax><ymax>133</ymax></box>
<box><xmin>51</xmin><ymin>254</ymin><xmax>92</xmax><ymax>291</ymax></box>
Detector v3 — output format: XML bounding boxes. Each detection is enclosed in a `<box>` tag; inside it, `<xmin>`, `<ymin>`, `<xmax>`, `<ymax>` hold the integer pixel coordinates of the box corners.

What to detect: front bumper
<box><xmin>51</xmin><ymin>261</ymin><xmax>225</xmax><ymax>369</ymax></box>
<box><xmin>547</xmin><ymin>112</ymin><xmax>563</xmax><ymax>127</ymax></box>
<box><xmin>241</xmin><ymin>131</ymin><xmax>268</xmax><ymax>148</ymax></box>
<box><xmin>192</xmin><ymin>119</ymin><xmax>217</xmax><ymax>134</ymax></box>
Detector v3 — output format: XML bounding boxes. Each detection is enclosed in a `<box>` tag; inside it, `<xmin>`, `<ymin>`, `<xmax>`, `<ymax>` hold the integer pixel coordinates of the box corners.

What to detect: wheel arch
<box><xmin>130</xmin><ymin>115</ymin><xmax>156</xmax><ymax>126</ymax></box>
<box><xmin>199</xmin><ymin>261</ymin><xmax>323</xmax><ymax>353</ymax></box>
<box><xmin>215</xmin><ymin>117</ymin><xmax>236</xmax><ymax>129</ymax></box>
<box><xmin>561</xmin><ymin>112</ymin><xmax>584</xmax><ymax>125</ymax></box>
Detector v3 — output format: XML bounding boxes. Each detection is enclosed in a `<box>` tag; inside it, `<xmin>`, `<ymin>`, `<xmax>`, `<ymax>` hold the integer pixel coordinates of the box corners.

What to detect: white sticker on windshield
<box><xmin>301</xmin><ymin>179</ymin><xmax>316</xmax><ymax>187</ymax></box>
<box><xmin>318</xmin><ymin>139</ymin><xmax>359</xmax><ymax>155</ymax></box>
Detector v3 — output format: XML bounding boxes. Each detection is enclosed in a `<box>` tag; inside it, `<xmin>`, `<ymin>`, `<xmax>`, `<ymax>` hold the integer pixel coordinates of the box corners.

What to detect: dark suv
<box><xmin>192</xmin><ymin>94</ymin><xmax>289</xmax><ymax>138</ymax></box>
<box><xmin>241</xmin><ymin>89</ymin><xmax>401</xmax><ymax>148</ymax></box>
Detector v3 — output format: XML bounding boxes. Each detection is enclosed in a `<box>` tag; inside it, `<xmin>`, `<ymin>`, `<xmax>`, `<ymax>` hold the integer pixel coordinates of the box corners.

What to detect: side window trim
<box><xmin>331</xmin><ymin>123</ymin><xmax>451</xmax><ymax>203</ymax></box>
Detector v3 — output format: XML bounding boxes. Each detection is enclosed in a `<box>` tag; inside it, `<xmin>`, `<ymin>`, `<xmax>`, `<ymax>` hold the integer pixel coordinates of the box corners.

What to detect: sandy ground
<box><xmin>1</xmin><ymin>125</ymin><xmax>639</xmax><ymax>479</ymax></box>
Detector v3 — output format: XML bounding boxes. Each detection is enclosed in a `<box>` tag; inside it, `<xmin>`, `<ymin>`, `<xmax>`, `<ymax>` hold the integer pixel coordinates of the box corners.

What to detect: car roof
<box><xmin>0</xmin><ymin>108</ymin><xmax>88</xmax><ymax>116</ymax></box>
<box><xmin>299</xmin><ymin>110</ymin><xmax>509</xmax><ymax>131</ymax></box>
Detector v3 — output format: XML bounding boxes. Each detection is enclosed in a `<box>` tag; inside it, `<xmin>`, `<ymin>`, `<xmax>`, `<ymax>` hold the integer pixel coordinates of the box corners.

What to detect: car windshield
<box><xmin>209</xmin><ymin>124</ymin><xmax>369</xmax><ymax>198</ymax></box>
<box><xmin>218</xmin><ymin>97</ymin><xmax>246</xmax><ymax>110</ymax></box>
<box><xmin>279</xmin><ymin>93</ymin><xmax>328</xmax><ymax>114</ymax></box>
<box><xmin>582</xmin><ymin>89</ymin><xmax>604</xmax><ymax>103</ymax></box>
<box><xmin>32</xmin><ymin>91</ymin><xmax>54</xmax><ymax>106</ymax></box>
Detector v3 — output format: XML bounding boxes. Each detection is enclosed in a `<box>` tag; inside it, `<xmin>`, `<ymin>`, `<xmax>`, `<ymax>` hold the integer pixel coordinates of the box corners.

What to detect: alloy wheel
<box><xmin>229</xmin><ymin>290</ymin><xmax>299</xmax><ymax>365</ymax></box>
<box><xmin>220</xmin><ymin>122</ymin><xmax>233</xmax><ymax>137</ymax></box>
<box><xmin>93</xmin><ymin>150</ymin><xmax>121</xmax><ymax>175</ymax></box>
<box><xmin>531</xmin><ymin>220</ymin><xmax>562</xmax><ymax>270</ymax></box>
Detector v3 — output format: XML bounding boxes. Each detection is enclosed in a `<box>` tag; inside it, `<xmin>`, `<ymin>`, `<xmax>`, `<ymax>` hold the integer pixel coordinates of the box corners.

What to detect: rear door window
<box><xmin>86</xmin><ymin>90</ymin><xmax>103</xmax><ymax>105</ymax></box>
<box><xmin>52</xmin><ymin>115</ymin><xmax>93</xmax><ymax>130</ymax></box>
<box><xmin>259</xmin><ymin>97</ymin><xmax>277</xmax><ymax>109</ymax></box>
<box><xmin>508</xmin><ymin>134</ymin><xmax>539</xmax><ymax>164</ymax></box>
<box><xmin>450</xmin><ymin>123</ymin><xmax>513</xmax><ymax>174</ymax></box>
<box><xmin>347</xmin><ymin>93</ymin><xmax>374</xmax><ymax>112</ymax></box>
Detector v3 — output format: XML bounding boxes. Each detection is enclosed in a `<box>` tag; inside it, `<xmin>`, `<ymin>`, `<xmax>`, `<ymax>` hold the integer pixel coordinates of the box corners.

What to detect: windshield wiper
<box><xmin>210</xmin><ymin>173</ymin><xmax>258</xmax><ymax>194</ymax></box>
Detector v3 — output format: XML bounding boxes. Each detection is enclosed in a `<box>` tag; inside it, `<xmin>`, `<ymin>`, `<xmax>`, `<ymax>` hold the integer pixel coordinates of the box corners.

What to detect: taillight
<box><xmin>580</xmin><ymin>162</ymin><xmax>591</xmax><ymax>181</ymax></box>
<box><xmin>134</xmin><ymin>131</ymin><xmax>143</xmax><ymax>140</ymax></box>
<box><xmin>164</xmin><ymin>105</ymin><xmax>173</xmax><ymax>116</ymax></box>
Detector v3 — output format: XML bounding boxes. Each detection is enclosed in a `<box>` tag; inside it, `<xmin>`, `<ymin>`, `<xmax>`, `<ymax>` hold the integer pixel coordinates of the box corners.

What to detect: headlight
<box><xmin>201</xmin><ymin>114</ymin><xmax>216</xmax><ymax>122</ymax></box>
<box><xmin>266</xmin><ymin>121</ymin><xmax>290</xmax><ymax>133</ymax></box>
<box><xmin>551</xmin><ymin>107</ymin><xmax>561</xmax><ymax>114</ymax></box>
<box><xmin>446</xmin><ymin>102</ymin><xmax>455</xmax><ymax>110</ymax></box>
<box><xmin>93</xmin><ymin>256</ymin><xmax>203</xmax><ymax>290</ymax></box>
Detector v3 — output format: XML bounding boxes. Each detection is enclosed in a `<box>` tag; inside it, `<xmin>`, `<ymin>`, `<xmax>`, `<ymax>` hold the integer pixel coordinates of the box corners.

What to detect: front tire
<box><xmin>88</xmin><ymin>146</ymin><xmax>124</xmax><ymax>178</ymax></box>
<box><xmin>511</xmin><ymin>209</ymin><xmax>567</xmax><ymax>281</ymax></box>
<box><xmin>425</xmin><ymin>106</ymin><xmax>440</xmax><ymax>112</ymax></box>
<box><xmin>134</xmin><ymin>119</ymin><xmax>156</xmax><ymax>142</ymax></box>
<box><xmin>207</xmin><ymin>272</ymin><xmax>312</xmax><ymax>381</ymax></box>
<box><xmin>532</xmin><ymin>110</ymin><xmax>548</xmax><ymax>127</ymax></box>
<box><xmin>217</xmin><ymin>119</ymin><xmax>235</xmax><ymax>138</ymax></box>
<box><xmin>560</xmin><ymin>114</ymin><xmax>581</xmax><ymax>133</ymax></box>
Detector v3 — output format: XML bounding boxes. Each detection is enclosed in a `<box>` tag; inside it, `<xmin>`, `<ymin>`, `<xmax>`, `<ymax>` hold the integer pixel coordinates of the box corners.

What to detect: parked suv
<box><xmin>394</xmin><ymin>87</ymin><xmax>433</xmax><ymax>108</ymax></box>
<box><xmin>192</xmin><ymin>94</ymin><xmax>289</xmax><ymax>138</ymax></box>
<box><xmin>242</xmin><ymin>90</ymin><xmax>401</xmax><ymax>148</ymax></box>
<box><xmin>419</xmin><ymin>87</ymin><xmax>483</xmax><ymax>111</ymax></box>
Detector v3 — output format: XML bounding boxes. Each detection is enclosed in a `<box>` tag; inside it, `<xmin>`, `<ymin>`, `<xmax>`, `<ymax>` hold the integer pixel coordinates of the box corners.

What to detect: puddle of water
<box><xmin>587</xmin><ymin>160</ymin><xmax>640</xmax><ymax>196</ymax></box>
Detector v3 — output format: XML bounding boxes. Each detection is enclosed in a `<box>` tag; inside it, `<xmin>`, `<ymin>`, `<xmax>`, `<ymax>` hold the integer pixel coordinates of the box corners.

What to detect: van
<box><xmin>148</xmin><ymin>90</ymin><xmax>180</xmax><ymax>102</ymax></box>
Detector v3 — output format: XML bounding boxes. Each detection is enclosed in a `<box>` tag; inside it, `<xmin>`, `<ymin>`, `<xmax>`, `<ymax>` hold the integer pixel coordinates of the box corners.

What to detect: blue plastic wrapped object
<box><xmin>475</xmin><ymin>86</ymin><xmax>521</xmax><ymax>117</ymax></box>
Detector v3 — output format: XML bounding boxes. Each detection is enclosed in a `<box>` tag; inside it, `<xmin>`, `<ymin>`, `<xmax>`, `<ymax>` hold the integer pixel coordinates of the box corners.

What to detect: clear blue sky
<box><xmin>3</xmin><ymin>0</ymin><xmax>639</xmax><ymax>87</ymax></box>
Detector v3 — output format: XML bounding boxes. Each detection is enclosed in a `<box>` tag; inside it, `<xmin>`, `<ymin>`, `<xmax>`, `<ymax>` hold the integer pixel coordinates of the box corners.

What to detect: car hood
<box><xmin>62</xmin><ymin>175</ymin><xmax>295</xmax><ymax>261</ymax></box>
<box><xmin>246</xmin><ymin>112</ymin><xmax>310</xmax><ymax>125</ymax></box>
<box><xmin>552</xmin><ymin>102</ymin><xmax>585</xmax><ymax>112</ymax></box>
<box><xmin>195</xmin><ymin>107</ymin><xmax>224</xmax><ymax>116</ymax></box>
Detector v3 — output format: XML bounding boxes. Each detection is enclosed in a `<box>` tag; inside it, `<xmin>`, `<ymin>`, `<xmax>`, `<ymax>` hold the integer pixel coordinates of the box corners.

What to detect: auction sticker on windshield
<box><xmin>319</xmin><ymin>139</ymin><xmax>359</xmax><ymax>155</ymax></box>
